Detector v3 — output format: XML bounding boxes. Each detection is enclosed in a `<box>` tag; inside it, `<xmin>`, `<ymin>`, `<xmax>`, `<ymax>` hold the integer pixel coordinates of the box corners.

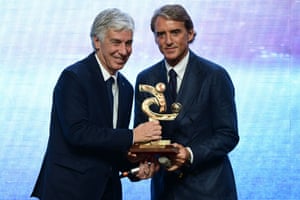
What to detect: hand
<box><xmin>133</xmin><ymin>121</ymin><xmax>162</xmax><ymax>143</ymax></box>
<box><xmin>165</xmin><ymin>143</ymin><xmax>191</xmax><ymax>171</ymax></box>
<box><xmin>127</xmin><ymin>152</ymin><xmax>148</xmax><ymax>163</ymax></box>
<box><xmin>136</xmin><ymin>160</ymin><xmax>160</xmax><ymax>179</ymax></box>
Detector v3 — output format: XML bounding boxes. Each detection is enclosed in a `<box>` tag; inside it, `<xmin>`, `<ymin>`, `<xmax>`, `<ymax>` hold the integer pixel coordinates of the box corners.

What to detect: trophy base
<box><xmin>129</xmin><ymin>140</ymin><xmax>178</xmax><ymax>155</ymax></box>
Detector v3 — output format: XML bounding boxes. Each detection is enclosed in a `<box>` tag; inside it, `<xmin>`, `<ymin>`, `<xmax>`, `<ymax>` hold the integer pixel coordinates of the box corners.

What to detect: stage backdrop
<box><xmin>0</xmin><ymin>0</ymin><xmax>299</xmax><ymax>199</ymax></box>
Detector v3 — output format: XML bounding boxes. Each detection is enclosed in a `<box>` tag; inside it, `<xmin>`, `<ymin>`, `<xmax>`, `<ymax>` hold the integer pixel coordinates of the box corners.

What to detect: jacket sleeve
<box><xmin>189</xmin><ymin>67</ymin><xmax>239</xmax><ymax>169</ymax></box>
<box><xmin>53</xmin><ymin>70</ymin><xmax>133</xmax><ymax>152</ymax></box>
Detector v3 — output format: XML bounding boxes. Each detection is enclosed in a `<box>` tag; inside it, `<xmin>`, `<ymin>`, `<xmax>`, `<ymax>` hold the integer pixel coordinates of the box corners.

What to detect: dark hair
<box><xmin>150</xmin><ymin>4</ymin><xmax>196</xmax><ymax>42</ymax></box>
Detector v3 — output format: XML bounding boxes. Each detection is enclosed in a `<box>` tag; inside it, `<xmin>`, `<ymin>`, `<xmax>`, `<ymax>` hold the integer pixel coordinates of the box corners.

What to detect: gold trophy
<box><xmin>130</xmin><ymin>82</ymin><xmax>182</xmax><ymax>156</ymax></box>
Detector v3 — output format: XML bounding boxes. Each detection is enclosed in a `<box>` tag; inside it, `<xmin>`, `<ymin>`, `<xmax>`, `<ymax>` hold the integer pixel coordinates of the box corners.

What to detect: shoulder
<box><xmin>55</xmin><ymin>53</ymin><xmax>99</xmax><ymax>88</ymax></box>
<box><xmin>64</xmin><ymin>53</ymin><xmax>96</xmax><ymax>75</ymax></box>
<box><xmin>58</xmin><ymin>53</ymin><xmax>99</xmax><ymax>81</ymax></box>
<box><xmin>136</xmin><ymin>60</ymin><xmax>165</xmax><ymax>79</ymax></box>
<box><xmin>187</xmin><ymin>51</ymin><xmax>234</xmax><ymax>89</ymax></box>
<box><xmin>189</xmin><ymin>51</ymin><xmax>230</xmax><ymax>76</ymax></box>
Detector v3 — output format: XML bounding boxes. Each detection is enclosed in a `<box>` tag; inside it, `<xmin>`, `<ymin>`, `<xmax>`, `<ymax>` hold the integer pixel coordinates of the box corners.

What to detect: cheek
<box><xmin>157</xmin><ymin>41</ymin><xmax>165</xmax><ymax>49</ymax></box>
<box><xmin>127</xmin><ymin>47</ymin><xmax>133</xmax><ymax>54</ymax></box>
<box><xmin>177</xmin><ymin>38</ymin><xmax>189</xmax><ymax>48</ymax></box>
<box><xmin>155</xmin><ymin>38</ymin><xmax>164</xmax><ymax>46</ymax></box>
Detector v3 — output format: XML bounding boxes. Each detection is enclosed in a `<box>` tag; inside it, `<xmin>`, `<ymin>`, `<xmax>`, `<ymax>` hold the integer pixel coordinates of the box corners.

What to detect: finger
<box><xmin>171</xmin><ymin>142</ymin><xmax>179</xmax><ymax>147</ymax></box>
<box><xmin>127</xmin><ymin>152</ymin><xmax>137</xmax><ymax>158</ymax></box>
<box><xmin>167</xmin><ymin>165</ymin><xmax>179</xmax><ymax>171</ymax></box>
<box><xmin>150</xmin><ymin>120</ymin><xmax>159</xmax><ymax>125</ymax></box>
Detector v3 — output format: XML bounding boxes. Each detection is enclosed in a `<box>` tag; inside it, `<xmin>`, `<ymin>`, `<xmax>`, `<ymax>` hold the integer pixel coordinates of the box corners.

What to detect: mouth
<box><xmin>165</xmin><ymin>46</ymin><xmax>176</xmax><ymax>51</ymax></box>
<box><xmin>164</xmin><ymin>48</ymin><xmax>177</xmax><ymax>55</ymax></box>
<box><xmin>114</xmin><ymin>57</ymin><xmax>127</xmax><ymax>65</ymax></box>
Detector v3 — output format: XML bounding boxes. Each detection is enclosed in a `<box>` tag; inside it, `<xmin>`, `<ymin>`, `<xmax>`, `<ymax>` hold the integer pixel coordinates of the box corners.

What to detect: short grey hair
<box><xmin>90</xmin><ymin>8</ymin><xmax>135</xmax><ymax>49</ymax></box>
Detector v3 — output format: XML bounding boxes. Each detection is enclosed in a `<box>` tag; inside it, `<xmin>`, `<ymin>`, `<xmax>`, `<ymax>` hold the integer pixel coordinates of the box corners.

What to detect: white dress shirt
<box><xmin>165</xmin><ymin>51</ymin><xmax>194</xmax><ymax>163</ymax></box>
<box><xmin>95</xmin><ymin>54</ymin><xmax>119</xmax><ymax>128</ymax></box>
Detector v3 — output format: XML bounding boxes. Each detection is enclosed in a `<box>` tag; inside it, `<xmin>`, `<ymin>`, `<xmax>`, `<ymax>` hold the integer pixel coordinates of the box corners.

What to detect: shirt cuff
<box><xmin>186</xmin><ymin>147</ymin><xmax>194</xmax><ymax>164</ymax></box>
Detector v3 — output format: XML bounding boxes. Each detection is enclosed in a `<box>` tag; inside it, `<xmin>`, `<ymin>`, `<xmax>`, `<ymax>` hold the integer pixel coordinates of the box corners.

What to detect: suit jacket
<box><xmin>31</xmin><ymin>53</ymin><xmax>134</xmax><ymax>200</ymax></box>
<box><xmin>134</xmin><ymin>51</ymin><xmax>239</xmax><ymax>200</ymax></box>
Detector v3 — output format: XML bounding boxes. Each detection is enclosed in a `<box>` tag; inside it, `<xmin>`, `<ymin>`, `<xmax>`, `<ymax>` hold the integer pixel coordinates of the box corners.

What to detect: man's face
<box><xmin>153</xmin><ymin>16</ymin><xmax>194</xmax><ymax>66</ymax></box>
<box><xmin>94</xmin><ymin>29</ymin><xmax>133</xmax><ymax>75</ymax></box>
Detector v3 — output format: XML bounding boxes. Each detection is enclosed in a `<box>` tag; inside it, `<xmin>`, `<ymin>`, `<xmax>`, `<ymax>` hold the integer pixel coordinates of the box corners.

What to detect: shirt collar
<box><xmin>165</xmin><ymin>51</ymin><xmax>189</xmax><ymax>80</ymax></box>
<box><xmin>94</xmin><ymin>53</ymin><xmax>118</xmax><ymax>81</ymax></box>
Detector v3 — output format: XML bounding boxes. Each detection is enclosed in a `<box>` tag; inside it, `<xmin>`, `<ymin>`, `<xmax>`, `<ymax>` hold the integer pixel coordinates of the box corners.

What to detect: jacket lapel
<box><xmin>176</xmin><ymin>52</ymin><xmax>204</xmax><ymax>121</ymax></box>
<box><xmin>87</xmin><ymin>53</ymin><xmax>114</xmax><ymax>126</ymax></box>
<box><xmin>117</xmin><ymin>75</ymin><xmax>126</xmax><ymax>127</ymax></box>
<box><xmin>156</xmin><ymin>63</ymin><xmax>174</xmax><ymax>109</ymax></box>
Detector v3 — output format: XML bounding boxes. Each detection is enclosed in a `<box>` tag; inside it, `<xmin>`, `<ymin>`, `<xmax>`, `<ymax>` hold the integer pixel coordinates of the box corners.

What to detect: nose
<box><xmin>119</xmin><ymin>43</ymin><xmax>130</xmax><ymax>56</ymax></box>
<box><xmin>165</xmin><ymin>33</ymin><xmax>173</xmax><ymax>45</ymax></box>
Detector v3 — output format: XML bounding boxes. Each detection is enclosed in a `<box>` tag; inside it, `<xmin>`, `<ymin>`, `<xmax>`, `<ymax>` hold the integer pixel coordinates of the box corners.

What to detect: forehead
<box><xmin>154</xmin><ymin>16</ymin><xmax>185</xmax><ymax>31</ymax></box>
<box><xmin>105</xmin><ymin>29</ymin><xmax>133</xmax><ymax>40</ymax></box>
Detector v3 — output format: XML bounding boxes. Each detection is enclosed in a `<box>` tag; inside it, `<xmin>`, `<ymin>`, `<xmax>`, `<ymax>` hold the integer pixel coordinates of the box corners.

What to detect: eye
<box><xmin>125</xmin><ymin>40</ymin><xmax>133</xmax><ymax>47</ymax></box>
<box><xmin>111</xmin><ymin>39</ymin><xmax>122</xmax><ymax>46</ymax></box>
<box><xmin>171</xmin><ymin>29</ymin><xmax>181</xmax><ymax>35</ymax></box>
<box><xmin>155</xmin><ymin>32</ymin><xmax>165</xmax><ymax>38</ymax></box>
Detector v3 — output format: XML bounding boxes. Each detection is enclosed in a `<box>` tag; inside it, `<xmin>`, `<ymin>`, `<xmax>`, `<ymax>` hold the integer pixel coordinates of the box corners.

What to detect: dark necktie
<box><xmin>106</xmin><ymin>77</ymin><xmax>115</xmax><ymax>112</ymax></box>
<box><xmin>168</xmin><ymin>69</ymin><xmax>177</xmax><ymax>102</ymax></box>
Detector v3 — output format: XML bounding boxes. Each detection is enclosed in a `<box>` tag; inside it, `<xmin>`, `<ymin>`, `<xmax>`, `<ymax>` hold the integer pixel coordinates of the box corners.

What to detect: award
<box><xmin>130</xmin><ymin>82</ymin><xmax>182</xmax><ymax>156</ymax></box>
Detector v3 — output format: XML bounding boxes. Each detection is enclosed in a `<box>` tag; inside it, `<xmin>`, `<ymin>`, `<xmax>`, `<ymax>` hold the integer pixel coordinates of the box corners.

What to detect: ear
<box><xmin>153</xmin><ymin>33</ymin><xmax>159</xmax><ymax>44</ymax></box>
<box><xmin>93</xmin><ymin>36</ymin><xmax>101</xmax><ymax>50</ymax></box>
<box><xmin>187</xmin><ymin>29</ymin><xmax>195</xmax><ymax>43</ymax></box>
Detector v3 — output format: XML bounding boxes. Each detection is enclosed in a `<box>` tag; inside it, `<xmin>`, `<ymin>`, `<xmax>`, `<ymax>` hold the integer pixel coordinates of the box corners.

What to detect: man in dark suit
<box><xmin>31</xmin><ymin>8</ymin><xmax>161</xmax><ymax>200</ymax></box>
<box><xmin>134</xmin><ymin>4</ymin><xmax>239</xmax><ymax>200</ymax></box>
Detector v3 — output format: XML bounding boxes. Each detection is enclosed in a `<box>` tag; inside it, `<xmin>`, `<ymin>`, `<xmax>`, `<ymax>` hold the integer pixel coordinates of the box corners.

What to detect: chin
<box><xmin>114</xmin><ymin>65</ymin><xmax>125</xmax><ymax>70</ymax></box>
<box><xmin>164</xmin><ymin>50</ymin><xmax>177</xmax><ymax>57</ymax></box>
<box><xmin>165</xmin><ymin>55</ymin><xmax>178</xmax><ymax>62</ymax></box>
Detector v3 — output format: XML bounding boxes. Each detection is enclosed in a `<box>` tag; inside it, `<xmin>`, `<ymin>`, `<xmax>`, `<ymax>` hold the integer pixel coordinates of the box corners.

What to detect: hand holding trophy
<box><xmin>129</xmin><ymin>82</ymin><xmax>182</xmax><ymax>163</ymax></box>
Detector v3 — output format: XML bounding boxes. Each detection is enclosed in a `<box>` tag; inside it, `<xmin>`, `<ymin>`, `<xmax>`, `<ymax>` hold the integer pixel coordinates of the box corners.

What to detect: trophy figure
<box><xmin>130</xmin><ymin>82</ymin><xmax>182</xmax><ymax>156</ymax></box>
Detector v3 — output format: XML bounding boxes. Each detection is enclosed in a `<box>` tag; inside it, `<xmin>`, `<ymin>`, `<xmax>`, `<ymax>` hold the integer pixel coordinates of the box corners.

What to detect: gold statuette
<box><xmin>130</xmin><ymin>83</ymin><xmax>182</xmax><ymax>154</ymax></box>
